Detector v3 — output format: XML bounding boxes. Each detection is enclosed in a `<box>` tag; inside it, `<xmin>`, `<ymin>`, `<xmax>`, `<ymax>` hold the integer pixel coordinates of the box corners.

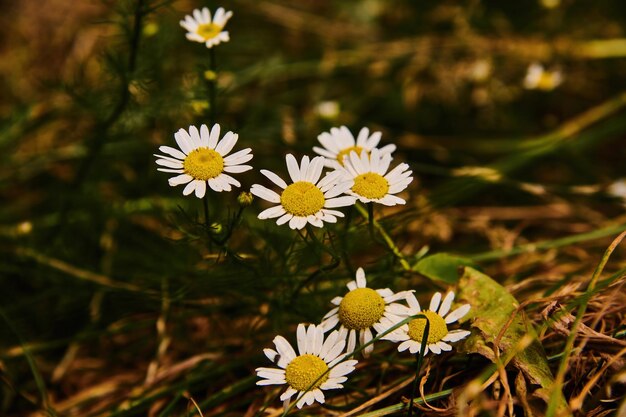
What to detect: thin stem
<box><xmin>203</xmin><ymin>194</ymin><xmax>211</xmax><ymax>238</ymax></box>
<box><xmin>368</xmin><ymin>202</ymin><xmax>374</xmax><ymax>238</ymax></box>
<box><xmin>408</xmin><ymin>320</ymin><xmax>430</xmax><ymax>417</ymax></box>
<box><xmin>208</xmin><ymin>47</ymin><xmax>217</xmax><ymax>125</ymax></box>
<box><xmin>355</xmin><ymin>203</ymin><xmax>411</xmax><ymax>270</ymax></box>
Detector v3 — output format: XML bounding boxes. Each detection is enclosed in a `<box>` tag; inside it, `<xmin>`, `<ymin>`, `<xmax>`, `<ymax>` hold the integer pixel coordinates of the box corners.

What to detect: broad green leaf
<box><xmin>412</xmin><ymin>253</ymin><xmax>475</xmax><ymax>284</ymax></box>
<box><xmin>457</xmin><ymin>267</ymin><xmax>571</xmax><ymax>416</ymax></box>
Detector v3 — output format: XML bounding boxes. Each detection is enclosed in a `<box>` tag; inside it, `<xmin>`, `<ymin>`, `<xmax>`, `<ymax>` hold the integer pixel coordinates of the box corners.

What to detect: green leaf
<box><xmin>412</xmin><ymin>253</ymin><xmax>475</xmax><ymax>284</ymax></box>
<box><xmin>457</xmin><ymin>267</ymin><xmax>571</xmax><ymax>416</ymax></box>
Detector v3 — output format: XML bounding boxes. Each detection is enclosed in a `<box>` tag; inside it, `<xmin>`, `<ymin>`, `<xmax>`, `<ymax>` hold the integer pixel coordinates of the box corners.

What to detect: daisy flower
<box><xmin>256</xmin><ymin>324</ymin><xmax>358</xmax><ymax>409</ymax></box>
<box><xmin>250</xmin><ymin>154</ymin><xmax>356</xmax><ymax>230</ymax></box>
<box><xmin>382</xmin><ymin>291</ymin><xmax>471</xmax><ymax>356</ymax></box>
<box><xmin>313</xmin><ymin>126</ymin><xmax>396</xmax><ymax>169</ymax></box>
<box><xmin>523</xmin><ymin>62</ymin><xmax>563</xmax><ymax>91</ymax></box>
<box><xmin>154</xmin><ymin>123</ymin><xmax>253</xmax><ymax>198</ymax></box>
<box><xmin>321</xmin><ymin>268</ymin><xmax>410</xmax><ymax>356</ymax></box>
<box><xmin>340</xmin><ymin>148</ymin><xmax>413</xmax><ymax>206</ymax></box>
<box><xmin>180</xmin><ymin>7</ymin><xmax>233</xmax><ymax>48</ymax></box>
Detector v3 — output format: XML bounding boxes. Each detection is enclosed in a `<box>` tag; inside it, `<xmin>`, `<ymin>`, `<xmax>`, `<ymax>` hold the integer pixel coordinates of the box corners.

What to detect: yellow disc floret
<box><xmin>183</xmin><ymin>148</ymin><xmax>224</xmax><ymax>180</ymax></box>
<box><xmin>280</xmin><ymin>181</ymin><xmax>325</xmax><ymax>216</ymax></box>
<box><xmin>352</xmin><ymin>173</ymin><xmax>389</xmax><ymax>200</ymax></box>
<box><xmin>285</xmin><ymin>354</ymin><xmax>329</xmax><ymax>391</ymax></box>
<box><xmin>339</xmin><ymin>288</ymin><xmax>385</xmax><ymax>330</ymax></box>
<box><xmin>196</xmin><ymin>23</ymin><xmax>222</xmax><ymax>41</ymax></box>
<box><xmin>408</xmin><ymin>311</ymin><xmax>448</xmax><ymax>344</ymax></box>
<box><xmin>336</xmin><ymin>146</ymin><xmax>366</xmax><ymax>166</ymax></box>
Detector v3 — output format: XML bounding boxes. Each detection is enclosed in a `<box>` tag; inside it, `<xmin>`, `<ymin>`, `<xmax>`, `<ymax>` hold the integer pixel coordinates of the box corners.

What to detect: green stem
<box><xmin>408</xmin><ymin>320</ymin><xmax>430</xmax><ymax>417</ymax></box>
<box><xmin>203</xmin><ymin>194</ymin><xmax>211</xmax><ymax>240</ymax></box>
<box><xmin>368</xmin><ymin>202</ymin><xmax>374</xmax><ymax>238</ymax></box>
<box><xmin>355</xmin><ymin>203</ymin><xmax>411</xmax><ymax>270</ymax></box>
<box><xmin>208</xmin><ymin>47</ymin><xmax>217</xmax><ymax>125</ymax></box>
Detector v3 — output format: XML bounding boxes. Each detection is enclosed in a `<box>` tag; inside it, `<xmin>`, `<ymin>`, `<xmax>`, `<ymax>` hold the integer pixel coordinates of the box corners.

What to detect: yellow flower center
<box><xmin>351</xmin><ymin>173</ymin><xmax>389</xmax><ymax>200</ymax></box>
<box><xmin>196</xmin><ymin>23</ymin><xmax>222</xmax><ymax>41</ymax></box>
<box><xmin>285</xmin><ymin>354</ymin><xmax>329</xmax><ymax>391</ymax></box>
<box><xmin>407</xmin><ymin>311</ymin><xmax>448</xmax><ymax>344</ymax></box>
<box><xmin>339</xmin><ymin>287</ymin><xmax>386</xmax><ymax>330</ymax></box>
<box><xmin>183</xmin><ymin>148</ymin><xmax>224</xmax><ymax>180</ymax></box>
<box><xmin>280</xmin><ymin>181</ymin><xmax>325</xmax><ymax>217</ymax></box>
<box><xmin>336</xmin><ymin>146</ymin><xmax>366</xmax><ymax>166</ymax></box>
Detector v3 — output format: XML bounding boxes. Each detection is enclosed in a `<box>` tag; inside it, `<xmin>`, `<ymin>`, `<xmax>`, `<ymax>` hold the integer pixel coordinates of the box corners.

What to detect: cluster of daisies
<box><xmin>256</xmin><ymin>269</ymin><xmax>471</xmax><ymax>409</ymax></box>
<box><xmin>159</xmin><ymin>6</ymin><xmax>472</xmax><ymax>411</ymax></box>
<box><xmin>155</xmin><ymin>124</ymin><xmax>414</xmax><ymax>229</ymax></box>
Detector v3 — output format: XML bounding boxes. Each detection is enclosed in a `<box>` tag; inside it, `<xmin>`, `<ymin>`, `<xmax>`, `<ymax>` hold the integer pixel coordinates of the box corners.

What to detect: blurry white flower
<box><xmin>180</xmin><ymin>7</ymin><xmax>233</xmax><ymax>48</ymax></box>
<box><xmin>154</xmin><ymin>124</ymin><xmax>252</xmax><ymax>198</ymax></box>
<box><xmin>523</xmin><ymin>63</ymin><xmax>563</xmax><ymax>91</ymax></box>
<box><xmin>256</xmin><ymin>324</ymin><xmax>358</xmax><ymax>409</ymax></box>
<box><xmin>607</xmin><ymin>179</ymin><xmax>626</xmax><ymax>207</ymax></box>
<box><xmin>315</xmin><ymin>101</ymin><xmax>340</xmax><ymax>120</ymax></box>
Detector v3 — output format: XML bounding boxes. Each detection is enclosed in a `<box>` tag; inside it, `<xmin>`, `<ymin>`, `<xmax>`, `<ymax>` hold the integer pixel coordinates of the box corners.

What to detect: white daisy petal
<box><xmin>286</xmin><ymin>154</ymin><xmax>301</xmax><ymax>182</ymax></box>
<box><xmin>306</xmin><ymin>157</ymin><xmax>325</xmax><ymax>183</ymax></box>
<box><xmin>168</xmin><ymin>174</ymin><xmax>193</xmax><ymax>186</ymax></box>
<box><xmin>406</xmin><ymin>292</ymin><xmax>421</xmax><ymax>311</ymax></box>
<box><xmin>321</xmin><ymin>316</ymin><xmax>340</xmax><ymax>335</ymax></box>
<box><xmin>257</xmin><ymin>378</ymin><xmax>285</xmax><ymax>386</ymax></box>
<box><xmin>439</xmin><ymin>292</ymin><xmax>455</xmax><ymax>316</ymax></box>
<box><xmin>429</xmin><ymin>292</ymin><xmax>442</xmax><ymax>312</ymax></box>
<box><xmin>429</xmin><ymin>343</ymin><xmax>441</xmax><ymax>354</ymax></box>
<box><xmin>174</xmin><ymin>129</ymin><xmax>194</xmax><ymax>154</ymax></box>
<box><xmin>355</xmin><ymin>268</ymin><xmax>366</xmax><ymax>288</ymax></box>
<box><xmin>258</xmin><ymin>206</ymin><xmax>286</xmax><ymax>219</ymax></box>
<box><xmin>296</xmin><ymin>324</ymin><xmax>307</xmax><ymax>355</ymax></box>
<box><xmin>442</xmin><ymin>329</ymin><xmax>471</xmax><ymax>342</ymax></box>
<box><xmin>215</xmin><ymin>132</ymin><xmax>237</xmax><ymax>155</ymax></box>
<box><xmin>280</xmin><ymin>387</ymin><xmax>297</xmax><ymax>402</ymax></box>
<box><xmin>250</xmin><ymin>184</ymin><xmax>281</xmax><ymax>203</ymax></box>
<box><xmin>445</xmin><ymin>304</ymin><xmax>471</xmax><ymax>324</ymax></box>
<box><xmin>273</xmin><ymin>336</ymin><xmax>296</xmax><ymax>363</ymax></box>
<box><xmin>158</xmin><ymin>145</ymin><xmax>186</xmax><ymax>160</ymax></box>
<box><xmin>224</xmin><ymin>148</ymin><xmax>251</xmax><ymax>164</ymax></box>
<box><xmin>324</xmin><ymin>196</ymin><xmax>356</xmax><ymax>208</ymax></box>
<box><xmin>305</xmin><ymin>324</ymin><xmax>316</xmax><ymax>354</ymax></box>
<box><xmin>276</xmin><ymin>213</ymin><xmax>292</xmax><ymax>225</ymax></box>
<box><xmin>194</xmin><ymin>180</ymin><xmax>206</xmax><ymax>198</ymax></box>
<box><xmin>208</xmin><ymin>124</ymin><xmax>221</xmax><ymax>149</ymax></box>
<box><xmin>223</xmin><ymin>165</ymin><xmax>252</xmax><ymax>173</ymax></box>
<box><xmin>438</xmin><ymin>341</ymin><xmax>453</xmax><ymax>351</ymax></box>
<box><xmin>182</xmin><ymin>181</ymin><xmax>196</xmax><ymax>196</ymax></box>
<box><xmin>156</xmin><ymin>159</ymin><xmax>183</xmax><ymax>169</ymax></box>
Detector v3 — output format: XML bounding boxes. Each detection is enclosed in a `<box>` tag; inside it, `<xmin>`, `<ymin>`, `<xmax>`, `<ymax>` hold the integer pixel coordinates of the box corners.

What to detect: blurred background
<box><xmin>2</xmin><ymin>0</ymin><xmax>626</xmax><ymax>415</ymax></box>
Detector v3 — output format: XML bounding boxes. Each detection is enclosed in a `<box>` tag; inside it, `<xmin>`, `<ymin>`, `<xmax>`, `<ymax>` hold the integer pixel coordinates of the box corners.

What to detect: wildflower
<box><xmin>250</xmin><ymin>154</ymin><xmax>356</xmax><ymax>230</ymax></box>
<box><xmin>321</xmin><ymin>268</ymin><xmax>410</xmax><ymax>356</ymax></box>
<box><xmin>154</xmin><ymin>123</ymin><xmax>253</xmax><ymax>198</ymax></box>
<box><xmin>523</xmin><ymin>63</ymin><xmax>563</xmax><ymax>91</ymax></box>
<box><xmin>313</xmin><ymin>126</ymin><xmax>396</xmax><ymax>169</ymax></box>
<box><xmin>315</xmin><ymin>101</ymin><xmax>340</xmax><ymax>120</ymax></box>
<box><xmin>382</xmin><ymin>291</ymin><xmax>471</xmax><ymax>355</ymax></box>
<box><xmin>607</xmin><ymin>179</ymin><xmax>626</xmax><ymax>208</ymax></box>
<box><xmin>340</xmin><ymin>148</ymin><xmax>413</xmax><ymax>206</ymax></box>
<box><xmin>256</xmin><ymin>324</ymin><xmax>358</xmax><ymax>409</ymax></box>
<box><xmin>180</xmin><ymin>7</ymin><xmax>233</xmax><ymax>48</ymax></box>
